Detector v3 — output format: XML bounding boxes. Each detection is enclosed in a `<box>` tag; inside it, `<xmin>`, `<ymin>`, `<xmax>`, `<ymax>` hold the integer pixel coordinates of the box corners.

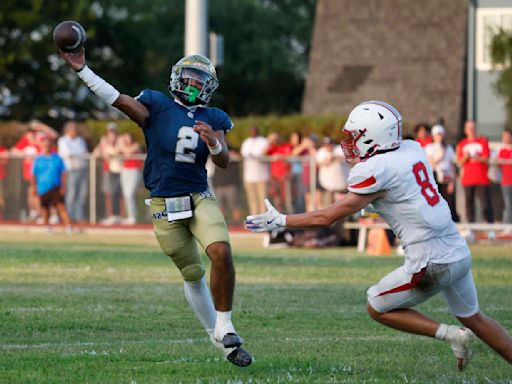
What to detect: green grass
<box><xmin>0</xmin><ymin>233</ymin><xmax>511</xmax><ymax>383</ymax></box>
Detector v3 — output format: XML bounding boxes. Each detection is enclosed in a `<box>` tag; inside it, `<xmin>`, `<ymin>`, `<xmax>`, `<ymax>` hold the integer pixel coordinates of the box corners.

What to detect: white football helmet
<box><xmin>341</xmin><ymin>101</ymin><xmax>402</xmax><ymax>161</ymax></box>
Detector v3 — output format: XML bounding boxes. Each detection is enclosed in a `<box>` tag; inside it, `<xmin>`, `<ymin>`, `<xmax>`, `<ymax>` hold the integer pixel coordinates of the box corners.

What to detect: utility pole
<box><xmin>185</xmin><ymin>0</ymin><xmax>208</xmax><ymax>56</ymax></box>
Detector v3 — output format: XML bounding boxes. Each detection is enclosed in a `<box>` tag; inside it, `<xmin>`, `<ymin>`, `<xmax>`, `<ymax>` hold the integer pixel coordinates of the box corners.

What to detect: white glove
<box><xmin>245</xmin><ymin>199</ymin><xmax>287</xmax><ymax>232</ymax></box>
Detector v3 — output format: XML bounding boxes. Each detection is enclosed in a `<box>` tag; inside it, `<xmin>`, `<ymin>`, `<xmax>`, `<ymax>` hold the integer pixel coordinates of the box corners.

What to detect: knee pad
<box><xmin>180</xmin><ymin>263</ymin><xmax>205</xmax><ymax>282</ymax></box>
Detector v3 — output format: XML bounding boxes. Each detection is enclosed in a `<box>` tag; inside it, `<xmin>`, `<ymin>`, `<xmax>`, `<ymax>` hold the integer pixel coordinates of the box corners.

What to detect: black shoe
<box><xmin>226</xmin><ymin>347</ymin><xmax>253</xmax><ymax>367</ymax></box>
<box><xmin>222</xmin><ymin>332</ymin><xmax>242</xmax><ymax>348</ymax></box>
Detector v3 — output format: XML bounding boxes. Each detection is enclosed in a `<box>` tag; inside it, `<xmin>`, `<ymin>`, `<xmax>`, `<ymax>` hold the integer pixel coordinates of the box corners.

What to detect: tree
<box><xmin>0</xmin><ymin>0</ymin><xmax>184</xmax><ymax>121</ymax></box>
<box><xmin>490</xmin><ymin>28</ymin><xmax>512</xmax><ymax>124</ymax></box>
<box><xmin>210</xmin><ymin>0</ymin><xmax>316</xmax><ymax>116</ymax></box>
<box><xmin>0</xmin><ymin>0</ymin><xmax>316</xmax><ymax>121</ymax></box>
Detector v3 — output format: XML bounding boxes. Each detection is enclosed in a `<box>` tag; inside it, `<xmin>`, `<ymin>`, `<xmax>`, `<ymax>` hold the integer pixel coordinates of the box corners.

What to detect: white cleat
<box><xmin>446</xmin><ymin>325</ymin><xmax>475</xmax><ymax>371</ymax></box>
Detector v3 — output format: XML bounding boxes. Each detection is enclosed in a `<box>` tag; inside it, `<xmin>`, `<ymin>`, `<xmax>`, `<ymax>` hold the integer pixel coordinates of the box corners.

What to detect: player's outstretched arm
<box><xmin>245</xmin><ymin>191</ymin><xmax>385</xmax><ymax>232</ymax></box>
<box><xmin>60</xmin><ymin>48</ymin><xmax>149</xmax><ymax>127</ymax></box>
<box><xmin>287</xmin><ymin>191</ymin><xmax>386</xmax><ymax>227</ymax></box>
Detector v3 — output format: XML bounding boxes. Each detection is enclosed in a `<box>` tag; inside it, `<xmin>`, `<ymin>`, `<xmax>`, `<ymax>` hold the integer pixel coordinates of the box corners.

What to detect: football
<box><xmin>52</xmin><ymin>21</ymin><xmax>86</xmax><ymax>52</ymax></box>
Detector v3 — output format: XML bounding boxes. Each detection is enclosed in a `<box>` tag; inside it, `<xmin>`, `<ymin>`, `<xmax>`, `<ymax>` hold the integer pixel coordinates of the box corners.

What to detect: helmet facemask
<box><xmin>169</xmin><ymin>55</ymin><xmax>219</xmax><ymax>106</ymax></box>
<box><xmin>341</xmin><ymin>130</ymin><xmax>361</xmax><ymax>162</ymax></box>
<box><xmin>340</xmin><ymin>128</ymin><xmax>379</xmax><ymax>162</ymax></box>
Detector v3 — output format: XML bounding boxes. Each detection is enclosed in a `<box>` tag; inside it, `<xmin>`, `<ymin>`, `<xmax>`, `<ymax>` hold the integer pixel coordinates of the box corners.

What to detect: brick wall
<box><xmin>302</xmin><ymin>0</ymin><xmax>468</xmax><ymax>141</ymax></box>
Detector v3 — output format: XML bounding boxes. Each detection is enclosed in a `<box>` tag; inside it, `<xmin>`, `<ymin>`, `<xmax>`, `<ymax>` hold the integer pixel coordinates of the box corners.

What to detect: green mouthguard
<box><xmin>184</xmin><ymin>86</ymin><xmax>200</xmax><ymax>102</ymax></box>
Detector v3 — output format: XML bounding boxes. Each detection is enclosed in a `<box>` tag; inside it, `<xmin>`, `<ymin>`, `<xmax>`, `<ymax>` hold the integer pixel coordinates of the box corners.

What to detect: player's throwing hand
<box><xmin>60</xmin><ymin>47</ymin><xmax>86</xmax><ymax>71</ymax></box>
<box><xmin>245</xmin><ymin>199</ymin><xmax>287</xmax><ymax>232</ymax></box>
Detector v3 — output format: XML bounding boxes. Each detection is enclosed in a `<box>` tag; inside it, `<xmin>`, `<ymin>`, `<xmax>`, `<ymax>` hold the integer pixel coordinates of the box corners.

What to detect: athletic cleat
<box><xmin>222</xmin><ymin>332</ymin><xmax>243</xmax><ymax>348</ymax></box>
<box><xmin>446</xmin><ymin>325</ymin><xmax>475</xmax><ymax>371</ymax></box>
<box><xmin>226</xmin><ymin>347</ymin><xmax>253</xmax><ymax>367</ymax></box>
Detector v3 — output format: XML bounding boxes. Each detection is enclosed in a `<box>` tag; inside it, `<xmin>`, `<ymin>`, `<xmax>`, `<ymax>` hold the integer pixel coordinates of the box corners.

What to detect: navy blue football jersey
<box><xmin>135</xmin><ymin>89</ymin><xmax>233</xmax><ymax>197</ymax></box>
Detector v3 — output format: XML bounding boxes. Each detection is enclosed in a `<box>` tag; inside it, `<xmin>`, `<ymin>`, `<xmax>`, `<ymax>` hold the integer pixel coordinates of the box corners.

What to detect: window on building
<box><xmin>476</xmin><ymin>8</ymin><xmax>512</xmax><ymax>71</ymax></box>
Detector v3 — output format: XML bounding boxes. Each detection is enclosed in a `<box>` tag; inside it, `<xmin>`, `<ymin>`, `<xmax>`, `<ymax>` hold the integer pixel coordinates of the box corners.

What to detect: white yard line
<box><xmin>0</xmin><ymin>335</ymin><xmax>412</xmax><ymax>352</ymax></box>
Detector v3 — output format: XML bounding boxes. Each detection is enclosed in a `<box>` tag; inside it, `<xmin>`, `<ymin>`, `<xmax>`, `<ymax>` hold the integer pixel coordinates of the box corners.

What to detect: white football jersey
<box><xmin>348</xmin><ymin>140</ymin><xmax>468</xmax><ymax>272</ymax></box>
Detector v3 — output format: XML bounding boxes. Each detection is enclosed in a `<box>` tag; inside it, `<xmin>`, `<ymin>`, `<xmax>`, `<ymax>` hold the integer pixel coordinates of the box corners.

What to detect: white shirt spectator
<box><xmin>240</xmin><ymin>136</ymin><xmax>269</xmax><ymax>183</ymax></box>
<box><xmin>424</xmin><ymin>142</ymin><xmax>456</xmax><ymax>182</ymax></box>
<box><xmin>58</xmin><ymin>134</ymin><xmax>88</xmax><ymax>170</ymax></box>
<box><xmin>316</xmin><ymin>144</ymin><xmax>349</xmax><ymax>192</ymax></box>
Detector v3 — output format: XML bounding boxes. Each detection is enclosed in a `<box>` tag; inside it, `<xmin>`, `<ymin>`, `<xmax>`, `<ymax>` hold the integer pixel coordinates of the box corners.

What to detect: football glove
<box><xmin>245</xmin><ymin>199</ymin><xmax>286</xmax><ymax>232</ymax></box>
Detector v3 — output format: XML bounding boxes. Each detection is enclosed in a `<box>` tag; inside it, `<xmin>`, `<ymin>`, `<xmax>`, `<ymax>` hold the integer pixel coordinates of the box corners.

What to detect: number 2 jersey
<box><xmin>135</xmin><ymin>89</ymin><xmax>233</xmax><ymax>197</ymax></box>
<box><xmin>348</xmin><ymin>140</ymin><xmax>469</xmax><ymax>273</ymax></box>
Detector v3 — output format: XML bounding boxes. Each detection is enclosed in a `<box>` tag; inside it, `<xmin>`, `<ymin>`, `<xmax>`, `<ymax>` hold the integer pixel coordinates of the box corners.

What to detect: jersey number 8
<box><xmin>412</xmin><ymin>161</ymin><xmax>440</xmax><ymax>206</ymax></box>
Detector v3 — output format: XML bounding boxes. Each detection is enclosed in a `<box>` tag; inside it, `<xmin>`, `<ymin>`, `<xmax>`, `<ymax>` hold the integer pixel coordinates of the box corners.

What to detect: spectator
<box><xmin>30</xmin><ymin>136</ymin><xmax>71</xmax><ymax>233</ymax></box>
<box><xmin>289</xmin><ymin>131</ymin><xmax>307</xmax><ymax>213</ymax></box>
<box><xmin>58</xmin><ymin>121</ymin><xmax>89</xmax><ymax>223</ymax></box>
<box><xmin>240</xmin><ymin>126</ymin><xmax>269</xmax><ymax>215</ymax></box>
<box><xmin>301</xmin><ymin>135</ymin><xmax>320</xmax><ymax>211</ymax></box>
<box><xmin>456</xmin><ymin>120</ymin><xmax>493</xmax><ymax>228</ymax></box>
<box><xmin>425</xmin><ymin>124</ymin><xmax>459</xmax><ymax>221</ymax></box>
<box><xmin>93</xmin><ymin>123</ymin><xmax>123</xmax><ymax>225</ymax></box>
<box><xmin>117</xmin><ymin>133</ymin><xmax>144</xmax><ymax>225</ymax></box>
<box><xmin>11</xmin><ymin>121</ymin><xmax>58</xmax><ymax>221</ymax></box>
<box><xmin>213</xmin><ymin>145</ymin><xmax>242</xmax><ymax>225</ymax></box>
<box><xmin>414</xmin><ymin>123</ymin><xmax>432</xmax><ymax>148</ymax></box>
<box><xmin>498</xmin><ymin>129</ymin><xmax>512</xmax><ymax>226</ymax></box>
<box><xmin>316</xmin><ymin>137</ymin><xmax>349</xmax><ymax>207</ymax></box>
<box><xmin>0</xmin><ymin>145</ymin><xmax>7</xmax><ymax>218</ymax></box>
<box><xmin>266</xmin><ymin>132</ymin><xmax>293</xmax><ymax>212</ymax></box>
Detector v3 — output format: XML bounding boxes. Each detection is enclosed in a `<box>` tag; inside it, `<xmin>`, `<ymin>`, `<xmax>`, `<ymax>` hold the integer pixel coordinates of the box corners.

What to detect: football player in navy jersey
<box><xmin>60</xmin><ymin>48</ymin><xmax>252</xmax><ymax>367</ymax></box>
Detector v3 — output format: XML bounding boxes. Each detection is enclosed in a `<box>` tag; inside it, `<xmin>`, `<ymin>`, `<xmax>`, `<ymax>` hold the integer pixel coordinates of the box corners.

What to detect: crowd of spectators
<box><xmin>0</xmin><ymin>120</ymin><xmax>145</xmax><ymax>229</ymax></box>
<box><xmin>2</xmin><ymin>118</ymin><xmax>512</xmax><ymax>238</ymax></box>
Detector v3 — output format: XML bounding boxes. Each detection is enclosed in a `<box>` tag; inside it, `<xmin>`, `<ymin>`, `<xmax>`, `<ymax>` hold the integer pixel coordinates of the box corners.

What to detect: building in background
<box><xmin>472</xmin><ymin>0</ymin><xmax>512</xmax><ymax>138</ymax></box>
<box><xmin>303</xmin><ymin>0</ymin><xmax>512</xmax><ymax>141</ymax></box>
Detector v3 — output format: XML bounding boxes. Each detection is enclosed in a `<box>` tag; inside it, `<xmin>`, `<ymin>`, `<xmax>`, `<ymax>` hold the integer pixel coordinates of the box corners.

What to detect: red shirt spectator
<box><xmin>0</xmin><ymin>146</ymin><xmax>8</xmax><ymax>180</ymax></box>
<box><xmin>13</xmin><ymin>131</ymin><xmax>42</xmax><ymax>181</ymax></box>
<box><xmin>456</xmin><ymin>136</ymin><xmax>490</xmax><ymax>186</ymax></box>
<box><xmin>416</xmin><ymin>137</ymin><xmax>433</xmax><ymax>147</ymax></box>
<box><xmin>267</xmin><ymin>141</ymin><xmax>292</xmax><ymax>179</ymax></box>
<box><xmin>499</xmin><ymin>130</ymin><xmax>512</xmax><ymax>186</ymax></box>
<box><xmin>414</xmin><ymin>123</ymin><xmax>432</xmax><ymax>148</ymax></box>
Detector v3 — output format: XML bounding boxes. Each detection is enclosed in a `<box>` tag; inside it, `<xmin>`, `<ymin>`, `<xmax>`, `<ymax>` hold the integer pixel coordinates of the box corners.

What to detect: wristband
<box><xmin>76</xmin><ymin>65</ymin><xmax>120</xmax><ymax>105</ymax></box>
<box><xmin>208</xmin><ymin>140</ymin><xmax>223</xmax><ymax>155</ymax></box>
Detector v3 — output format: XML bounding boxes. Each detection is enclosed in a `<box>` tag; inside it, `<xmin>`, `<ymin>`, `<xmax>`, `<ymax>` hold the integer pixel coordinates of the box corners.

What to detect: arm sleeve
<box><xmin>347</xmin><ymin>160</ymin><xmax>389</xmax><ymax>194</ymax></box>
<box><xmin>58</xmin><ymin>156</ymin><xmax>66</xmax><ymax>173</ymax></box>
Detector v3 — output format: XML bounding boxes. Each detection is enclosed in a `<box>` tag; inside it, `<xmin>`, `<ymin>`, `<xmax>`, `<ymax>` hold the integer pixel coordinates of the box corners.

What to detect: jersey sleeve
<box><xmin>347</xmin><ymin>159</ymin><xmax>390</xmax><ymax>194</ymax></box>
<box><xmin>481</xmin><ymin>138</ymin><xmax>490</xmax><ymax>158</ymax></box>
<box><xmin>134</xmin><ymin>89</ymin><xmax>152</xmax><ymax>108</ymax></box>
<box><xmin>210</xmin><ymin>108</ymin><xmax>234</xmax><ymax>134</ymax></box>
<box><xmin>58</xmin><ymin>155</ymin><xmax>66</xmax><ymax>173</ymax></box>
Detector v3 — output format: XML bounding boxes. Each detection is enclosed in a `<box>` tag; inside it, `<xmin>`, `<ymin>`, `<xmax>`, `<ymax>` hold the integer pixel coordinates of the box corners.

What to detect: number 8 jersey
<box><xmin>135</xmin><ymin>89</ymin><xmax>233</xmax><ymax>197</ymax></box>
<box><xmin>348</xmin><ymin>140</ymin><xmax>466</xmax><ymax>268</ymax></box>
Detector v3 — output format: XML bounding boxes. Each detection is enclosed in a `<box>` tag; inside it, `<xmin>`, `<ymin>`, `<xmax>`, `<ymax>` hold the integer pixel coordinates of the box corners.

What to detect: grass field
<box><xmin>0</xmin><ymin>231</ymin><xmax>511</xmax><ymax>383</ymax></box>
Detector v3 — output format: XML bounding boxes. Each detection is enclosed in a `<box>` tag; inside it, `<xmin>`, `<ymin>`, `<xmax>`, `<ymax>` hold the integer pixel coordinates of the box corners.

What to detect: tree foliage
<box><xmin>490</xmin><ymin>28</ymin><xmax>512</xmax><ymax>124</ymax></box>
<box><xmin>0</xmin><ymin>0</ymin><xmax>316</xmax><ymax>122</ymax></box>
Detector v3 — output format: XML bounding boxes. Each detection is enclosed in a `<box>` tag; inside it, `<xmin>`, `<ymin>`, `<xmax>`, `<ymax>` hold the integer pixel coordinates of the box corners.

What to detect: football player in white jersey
<box><xmin>245</xmin><ymin>101</ymin><xmax>512</xmax><ymax>370</ymax></box>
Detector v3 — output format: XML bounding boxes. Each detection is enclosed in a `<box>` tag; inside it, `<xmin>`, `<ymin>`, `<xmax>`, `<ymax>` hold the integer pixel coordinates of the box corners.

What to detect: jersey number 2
<box><xmin>175</xmin><ymin>126</ymin><xmax>198</xmax><ymax>163</ymax></box>
<box><xmin>412</xmin><ymin>162</ymin><xmax>440</xmax><ymax>206</ymax></box>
